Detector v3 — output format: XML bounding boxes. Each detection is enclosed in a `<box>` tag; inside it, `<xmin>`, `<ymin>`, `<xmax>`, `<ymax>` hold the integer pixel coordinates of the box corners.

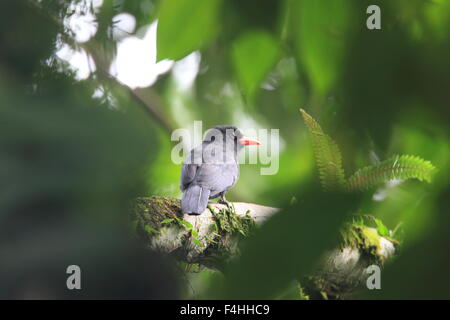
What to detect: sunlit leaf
<box><xmin>192</xmin><ymin>238</ymin><xmax>205</xmax><ymax>247</ymax></box>
<box><xmin>145</xmin><ymin>225</ymin><xmax>160</xmax><ymax>234</ymax></box>
<box><xmin>347</xmin><ymin>155</ymin><xmax>436</xmax><ymax>191</ymax></box>
<box><xmin>374</xmin><ymin>218</ymin><xmax>389</xmax><ymax>237</ymax></box>
<box><xmin>161</xmin><ymin>218</ymin><xmax>174</xmax><ymax>224</ymax></box>
<box><xmin>300</xmin><ymin>109</ymin><xmax>346</xmax><ymax>190</ymax></box>
<box><xmin>156</xmin><ymin>0</ymin><xmax>222</xmax><ymax>61</ymax></box>
<box><xmin>179</xmin><ymin>219</ymin><xmax>193</xmax><ymax>230</ymax></box>
<box><xmin>290</xmin><ymin>0</ymin><xmax>355</xmax><ymax>93</ymax></box>
<box><xmin>231</xmin><ymin>30</ymin><xmax>280</xmax><ymax>100</ymax></box>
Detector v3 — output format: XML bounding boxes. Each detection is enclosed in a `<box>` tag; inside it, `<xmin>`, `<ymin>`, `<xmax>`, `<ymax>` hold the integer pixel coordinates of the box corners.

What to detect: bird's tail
<box><xmin>181</xmin><ymin>185</ymin><xmax>210</xmax><ymax>215</ymax></box>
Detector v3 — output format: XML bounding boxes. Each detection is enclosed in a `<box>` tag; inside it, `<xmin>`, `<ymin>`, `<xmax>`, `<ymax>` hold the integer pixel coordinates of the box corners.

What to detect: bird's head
<box><xmin>203</xmin><ymin>125</ymin><xmax>261</xmax><ymax>152</ymax></box>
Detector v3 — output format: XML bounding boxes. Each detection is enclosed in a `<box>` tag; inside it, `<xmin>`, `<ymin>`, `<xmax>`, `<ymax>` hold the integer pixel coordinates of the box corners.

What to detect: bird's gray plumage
<box><xmin>180</xmin><ymin>126</ymin><xmax>243</xmax><ymax>215</ymax></box>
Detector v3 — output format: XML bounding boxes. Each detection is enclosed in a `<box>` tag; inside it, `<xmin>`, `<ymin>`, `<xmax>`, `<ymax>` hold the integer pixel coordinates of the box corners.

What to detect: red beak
<box><xmin>239</xmin><ymin>136</ymin><xmax>262</xmax><ymax>146</ymax></box>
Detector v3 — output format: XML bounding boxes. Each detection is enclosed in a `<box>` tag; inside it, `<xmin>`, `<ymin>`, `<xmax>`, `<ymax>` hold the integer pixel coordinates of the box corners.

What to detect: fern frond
<box><xmin>346</xmin><ymin>155</ymin><xmax>436</xmax><ymax>192</ymax></box>
<box><xmin>300</xmin><ymin>109</ymin><xmax>346</xmax><ymax>190</ymax></box>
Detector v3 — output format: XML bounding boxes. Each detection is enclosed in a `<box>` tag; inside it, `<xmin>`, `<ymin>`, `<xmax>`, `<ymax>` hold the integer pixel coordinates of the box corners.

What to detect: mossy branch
<box><xmin>131</xmin><ymin>196</ymin><xmax>277</xmax><ymax>269</ymax></box>
<box><xmin>133</xmin><ymin>196</ymin><xmax>396</xmax><ymax>299</ymax></box>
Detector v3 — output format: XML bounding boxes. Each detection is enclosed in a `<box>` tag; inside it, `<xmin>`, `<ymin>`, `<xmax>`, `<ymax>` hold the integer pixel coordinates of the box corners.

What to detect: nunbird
<box><xmin>180</xmin><ymin>125</ymin><xmax>261</xmax><ymax>215</ymax></box>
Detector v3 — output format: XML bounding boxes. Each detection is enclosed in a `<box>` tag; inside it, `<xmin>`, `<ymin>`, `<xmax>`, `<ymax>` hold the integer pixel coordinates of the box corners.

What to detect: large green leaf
<box><xmin>231</xmin><ymin>30</ymin><xmax>280</xmax><ymax>99</ymax></box>
<box><xmin>206</xmin><ymin>188</ymin><xmax>360</xmax><ymax>299</ymax></box>
<box><xmin>290</xmin><ymin>0</ymin><xmax>354</xmax><ymax>94</ymax></box>
<box><xmin>156</xmin><ymin>0</ymin><xmax>222</xmax><ymax>61</ymax></box>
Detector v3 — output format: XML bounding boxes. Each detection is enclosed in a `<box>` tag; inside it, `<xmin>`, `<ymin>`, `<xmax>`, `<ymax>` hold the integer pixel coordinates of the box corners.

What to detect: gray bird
<box><xmin>180</xmin><ymin>125</ymin><xmax>261</xmax><ymax>215</ymax></box>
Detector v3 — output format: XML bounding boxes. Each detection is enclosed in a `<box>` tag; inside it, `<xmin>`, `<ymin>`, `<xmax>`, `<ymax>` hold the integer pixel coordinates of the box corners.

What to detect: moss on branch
<box><xmin>132</xmin><ymin>196</ymin><xmax>397</xmax><ymax>299</ymax></box>
<box><xmin>131</xmin><ymin>196</ymin><xmax>260</xmax><ymax>269</ymax></box>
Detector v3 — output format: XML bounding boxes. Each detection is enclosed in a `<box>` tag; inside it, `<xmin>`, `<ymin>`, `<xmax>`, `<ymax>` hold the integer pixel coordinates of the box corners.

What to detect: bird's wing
<box><xmin>180</xmin><ymin>147</ymin><xmax>203</xmax><ymax>191</ymax></box>
<box><xmin>194</xmin><ymin>163</ymin><xmax>239</xmax><ymax>197</ymax></box>
<box><xmin>180</xmin><ymin>163</ymin><xmax>198</xmax><ymax>191</ymax></box>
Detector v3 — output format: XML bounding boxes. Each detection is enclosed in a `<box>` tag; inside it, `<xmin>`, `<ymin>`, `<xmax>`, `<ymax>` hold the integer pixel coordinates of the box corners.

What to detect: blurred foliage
<box><xmin>291</xmin><ymin>0</ymin><xmax>357</xmax><ymax>95</ymax></box>
<box><xmin>0</xmin><ymin>0</ymin><xmax>449</xmax><ymax>299</ymax></box>
<box><xmin>157</xmin><ymin>0</ymin><xmax>221</xmax><ymax>61</ymax></box>
<box><xmin>232</xmin><ymin>31</ymin><xmax>280</xmax><ymax>101</ymax></box>
<box><xmin>0</xmin><ymin>0</ymin><xmax>178</xmax><ymax>299</ymax></box>
<box><xmin>205</xmin><ymin>189</ymin><xmax>361</xmax><ymax>299</ymax></box>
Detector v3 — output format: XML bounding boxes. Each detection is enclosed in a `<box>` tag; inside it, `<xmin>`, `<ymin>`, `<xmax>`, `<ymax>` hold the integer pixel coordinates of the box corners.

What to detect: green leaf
<box><xmin>290</xmin><ymin>0</ymin><xmax>354</xmax><ymax>94</ymax></box>
<box><xmin>192</xmin><ymin>238</ymin><xmax>205</xmax><ymax>247</ymax></box>
<box><xmin>161</xmin><ymin>218</ymin><xmax>174</xmax><ymax>224</ymax></box>
<box><xmin>179</xmin><ymin>219</ymin><xmax>193</xmax><ymax>230</ymax></box>
<box><xmin>231</xmin><ymin>30</ymin><xmax>280</xmax><ymax>100</ymax></box>
<box><xmin>191</xmin><ymin>229</ymin><xmax>199</xmax><ymax>238</ymax></box>
<box><xmin>156</xmin><ymin>0</ymin><xmax>222</xmax><ymax>61</ymax></box>
<box><xmin>144</xmin><ymin>225</ymin><xmax>159</xmax><ymax>234</ymax></box>
<box><xmin>300</xmin><ymin>109</ymin><xmax>346</xmax><ymax>190</ymax></box>
<box><xmin>346</xmin><ymin>155</ymin><xmax>436</xmax><ymax>191</ymax></box>
<box><xmin>374</xmin><ymin>218</ymin><xmax>389</xmax><ymax>237</ymax></box>
<box><xmin>208</xmin><ymin>189</ymin><xmax>360</xmax><ymax>299</ymax></box>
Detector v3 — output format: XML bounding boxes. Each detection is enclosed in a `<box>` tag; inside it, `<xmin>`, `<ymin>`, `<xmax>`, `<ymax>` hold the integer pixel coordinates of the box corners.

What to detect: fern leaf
<box><xmin>346</xmin><ymin>155</ymin><xmax>436</xmax><ymax>191</ymax></box>
<box><xmin>300</xmin><ymin>109</ymin><xmax>346</xmax><ymax>190</ymax></box>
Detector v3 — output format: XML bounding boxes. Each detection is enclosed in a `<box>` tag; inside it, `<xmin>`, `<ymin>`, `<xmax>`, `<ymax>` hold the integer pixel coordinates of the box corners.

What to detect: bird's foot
<box><xmin>217</xmin><ymin>200</ymin><xmax>230</xmax><ymax>207</ymax></box>
<box><xmin>217</xmin><ymin>196</ymin><xmax>231</xmax><ymax>208</ymax></box>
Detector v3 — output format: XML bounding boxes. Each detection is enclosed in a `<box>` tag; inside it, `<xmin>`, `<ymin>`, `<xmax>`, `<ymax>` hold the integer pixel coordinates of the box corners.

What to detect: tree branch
<box><xmin>132</xmin><ymin>196</ymin><xmax>395</xmax><ymax>299</ymax></box>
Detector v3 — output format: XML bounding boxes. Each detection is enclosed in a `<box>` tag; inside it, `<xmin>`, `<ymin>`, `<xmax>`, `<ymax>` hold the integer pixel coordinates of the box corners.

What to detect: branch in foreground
<box><xmin>132</xmin><ymin>196</ymin><xmax>395</xmax><ymax>299</ymax></box>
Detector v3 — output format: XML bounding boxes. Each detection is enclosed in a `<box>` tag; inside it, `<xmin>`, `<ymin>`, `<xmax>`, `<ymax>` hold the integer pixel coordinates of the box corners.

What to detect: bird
<box><xmin>180</xmin><ymin>125</ymin><xmax>261</xmax><ymax>215</ymax></box>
